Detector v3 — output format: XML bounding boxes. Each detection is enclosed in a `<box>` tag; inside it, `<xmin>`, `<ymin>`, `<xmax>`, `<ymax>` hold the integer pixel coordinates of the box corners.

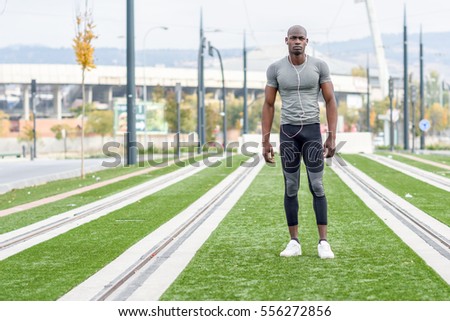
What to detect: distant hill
<box><xmin>0</xmin><ymin>31</ymin><xmax>449</xmax><ymax>79</ymax></box>
<box><xmin>314</xmin><ymin>31</ymin><xmax>450</xmax><ymax>79</ymax></box>
<box><xmin>0</xmin><ymin>46</ymin><xmax>242</xmax><ymax>69</ymax></box>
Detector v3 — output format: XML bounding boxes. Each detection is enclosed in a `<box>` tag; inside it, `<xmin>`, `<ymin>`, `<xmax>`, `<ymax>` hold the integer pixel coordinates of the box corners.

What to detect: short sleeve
<box><xmin>266</xmin><ymin>63</ymin><xmax>278</xmax><ymax>88</ymax></box>
<box><xmin>319</xmin><ymin>60</ymin><xmax>332</xmax><ymax>84</ymax></box>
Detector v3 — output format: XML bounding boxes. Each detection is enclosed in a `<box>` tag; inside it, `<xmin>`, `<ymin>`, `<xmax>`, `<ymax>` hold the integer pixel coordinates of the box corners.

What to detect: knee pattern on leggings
<box><xmin>284</xmin><ymin>169</ymin><xmax>300</xmax><ymax>197</ymax></box>
<box><xmin>308</xmin><ymin>170</ymin><xmax>325</xmax><ymax>197</ymax></box>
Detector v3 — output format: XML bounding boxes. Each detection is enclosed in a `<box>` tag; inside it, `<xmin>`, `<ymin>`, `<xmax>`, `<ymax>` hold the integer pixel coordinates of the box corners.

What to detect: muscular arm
<box><xmin>321</xmin><ymin>81</ymin><xmax>338</xmax><ymax>158</ymax></box>
<box><xmin>261</xmin><ymin>85</ymin><xmax>277</xmax><ymax>163</ymax></box>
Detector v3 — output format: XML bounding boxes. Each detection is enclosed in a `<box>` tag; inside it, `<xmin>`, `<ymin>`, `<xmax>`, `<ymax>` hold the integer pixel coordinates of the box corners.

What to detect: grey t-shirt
<box><xmin>266</xmin><ymin>55</ymin><xmax>331</xmax><ymax>125</ymax></box>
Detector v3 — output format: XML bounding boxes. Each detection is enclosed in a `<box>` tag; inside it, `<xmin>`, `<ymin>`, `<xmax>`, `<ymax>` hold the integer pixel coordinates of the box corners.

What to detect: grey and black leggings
<box><xmin>280</xmin><ymin>123</ymin><xmax>327</xmax><ymax>226</ymax></box>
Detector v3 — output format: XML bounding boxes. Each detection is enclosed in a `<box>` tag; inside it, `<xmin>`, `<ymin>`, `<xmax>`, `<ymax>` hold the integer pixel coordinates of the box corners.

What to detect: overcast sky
<box><xmin>1</xmin><ymin>0</ymin><xmax>450</xmax><ymax>50</ymax></box>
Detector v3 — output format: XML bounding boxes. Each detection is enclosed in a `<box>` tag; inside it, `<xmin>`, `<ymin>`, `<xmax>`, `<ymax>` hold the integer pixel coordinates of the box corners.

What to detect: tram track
<box><xmin>0</xmin><ymin>157</ymin><xmax>221</xmax><ymax>261</ymax></box>
<box><xmin>331</xmin><ymin>161</ymin><xmax>450</xmax><ymax>284</ymax></box>
<box><xmin>60</xmin><ymin>156</ymin><xmax>264</xmax><ymax>301</ymax></box>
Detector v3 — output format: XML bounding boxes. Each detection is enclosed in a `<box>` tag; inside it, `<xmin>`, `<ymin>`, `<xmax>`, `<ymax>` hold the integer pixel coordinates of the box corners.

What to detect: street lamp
<box><xmin>197</xmin><ymin>10</ymin><xmax>222</xmax><ymax>151</ymax></box>
<box><xmin>208</xmin><ymin>41</ymin><xmax>227</xmax><ymax>148</ymax></box>
<box><xmin>142</xmin><ymin>26</ymin><xmax>168</xmax><ymax>102</ymax></box>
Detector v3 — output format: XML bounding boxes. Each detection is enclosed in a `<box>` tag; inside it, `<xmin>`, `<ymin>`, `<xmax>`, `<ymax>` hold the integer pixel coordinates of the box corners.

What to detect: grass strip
<box><xmin>343</xmin><ymin>154</ymin><xmax>450</xmax><ymax>226</ymax></box>
<box><xmin>376</xmin><ymin>152</ymin><xmax>450</xmax><ymax>177</ymax></box>
<box><xmin>0</xmin><ymin>154</ymin><xmax>248</xmax><ymax>300</ymax></box>
<box><xmin>161</xmin><ymin>160</ymin><xmax>450</xmax><ymax>300</ymax></box>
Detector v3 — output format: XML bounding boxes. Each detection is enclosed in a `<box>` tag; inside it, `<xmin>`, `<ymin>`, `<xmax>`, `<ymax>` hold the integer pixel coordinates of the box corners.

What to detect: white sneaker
<box><xmin>318</xmin><ymin>240</ymin><xmax>335</xmax><ymax>259</ymax></box>
<box><xmin>280</xmin><ymin>240</ymin><xmax>302</xmax><ymax>257</ymax></box>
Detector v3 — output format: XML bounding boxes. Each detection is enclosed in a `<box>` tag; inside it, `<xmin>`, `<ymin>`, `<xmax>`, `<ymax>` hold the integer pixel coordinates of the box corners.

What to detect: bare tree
<box><xmin>73</xmin><ymin>1</ymin><xmax>97</xmax><ymax>178</ymax></box>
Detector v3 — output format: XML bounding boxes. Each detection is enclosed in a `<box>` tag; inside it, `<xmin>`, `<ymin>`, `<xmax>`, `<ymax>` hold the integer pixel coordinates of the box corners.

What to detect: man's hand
<box><xmin>323</xmin><ymin>133</ymin><xmax>336</xmax><ymax>158</ymax></box>
<box><xmin>262</xmin><ymin>141</ymin><xmax>275</xmax><ymax>164</ymax></box>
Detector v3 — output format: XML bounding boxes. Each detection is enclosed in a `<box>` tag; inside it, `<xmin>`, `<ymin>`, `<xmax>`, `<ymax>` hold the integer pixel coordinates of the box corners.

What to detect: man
<box><xmin>261</xmin><ymin>25</ymin><xmax>337</xmax><ymax>259</ymax></box>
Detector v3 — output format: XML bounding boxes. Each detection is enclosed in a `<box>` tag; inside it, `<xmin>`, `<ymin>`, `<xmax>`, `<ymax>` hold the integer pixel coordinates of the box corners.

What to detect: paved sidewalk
<box><xmin>393</xmin><ymin>153</ymin><xmax>450</xmax><ymax>171</ymax></box>
<box><xmin>0</xmin><ymin>158</ymin><xmax>109</xmax><ymax>194</ymax></box>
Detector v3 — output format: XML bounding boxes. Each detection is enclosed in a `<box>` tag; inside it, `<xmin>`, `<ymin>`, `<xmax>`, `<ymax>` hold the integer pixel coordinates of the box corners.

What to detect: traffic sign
<box><xmin>419</xmin><ymin>119</ymin><xmax>430</xmax><ymax>132</ymax></box>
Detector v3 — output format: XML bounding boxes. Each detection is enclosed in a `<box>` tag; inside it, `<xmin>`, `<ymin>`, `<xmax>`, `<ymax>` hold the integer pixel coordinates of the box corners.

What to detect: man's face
<box><xmin>285</xmin><ymin>29</ymin><xmax>308</xmax><ymax>56</ymax></box>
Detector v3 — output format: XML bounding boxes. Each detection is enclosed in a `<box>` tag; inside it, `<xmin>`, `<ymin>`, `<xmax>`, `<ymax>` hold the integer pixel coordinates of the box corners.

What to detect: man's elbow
<box><xmin>325</xmin><ymin>96</ymin><xmax>337</xmax><ymax>108</ymax></box>
<box><xmin>263</xmin><ymin>102</ymin><xmax>275</xmax><ymax>111</ymax></box>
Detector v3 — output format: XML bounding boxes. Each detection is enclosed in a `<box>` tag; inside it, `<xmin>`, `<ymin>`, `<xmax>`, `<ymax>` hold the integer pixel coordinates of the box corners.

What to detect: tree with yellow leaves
<box><xmin>73</xmin><ymin>2</ymin><xmax>97</xmax><ymax>178</ymax></box>
<box><xmin>0</xmin><ymin>110</ymin><xmax>10</xmax><ymax>137</ymax></box>
<box><xmin>427</xmin><ymin>103</ymin><xmax>448</xmax><ymax>134</ymax></box>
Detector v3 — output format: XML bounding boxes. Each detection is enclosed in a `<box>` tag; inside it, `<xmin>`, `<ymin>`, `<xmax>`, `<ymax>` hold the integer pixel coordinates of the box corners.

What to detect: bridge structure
<box><xmin>0</xmin><ymin>63</ymin><xmax>375</xmax><ymax>121</ymax></box>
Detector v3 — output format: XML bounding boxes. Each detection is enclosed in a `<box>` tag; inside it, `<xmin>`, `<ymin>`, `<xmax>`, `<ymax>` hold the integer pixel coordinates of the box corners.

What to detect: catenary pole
<box><xmin>126</xmin><ymin>0</ymin><xmax>137</xmax><ymax>165</ymax></box>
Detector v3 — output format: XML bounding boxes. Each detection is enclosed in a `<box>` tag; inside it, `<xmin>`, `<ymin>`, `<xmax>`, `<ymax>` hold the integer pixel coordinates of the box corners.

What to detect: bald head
<box><xmin>285</xmin><ymin>25</ymin><xmax>308</xmax><ymax>58</ymax></box>
<box><xmin>287</xmin><ymin>25</ymin><xmax>307</xmax><ymax>37</ymax></box>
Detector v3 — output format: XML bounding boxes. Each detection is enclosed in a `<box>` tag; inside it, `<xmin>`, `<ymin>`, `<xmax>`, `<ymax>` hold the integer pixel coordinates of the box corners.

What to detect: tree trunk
<box><xmin>81</xmin><ymin>69</ymin><xmax>85</xmax><ymax>179</ymax></box>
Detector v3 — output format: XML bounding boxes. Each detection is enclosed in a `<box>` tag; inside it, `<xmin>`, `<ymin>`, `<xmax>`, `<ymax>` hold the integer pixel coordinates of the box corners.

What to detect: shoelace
<box><xmin>320</xmin><ymin>242</ymin><xmax>330</xmax><ymax>250</ymax></box>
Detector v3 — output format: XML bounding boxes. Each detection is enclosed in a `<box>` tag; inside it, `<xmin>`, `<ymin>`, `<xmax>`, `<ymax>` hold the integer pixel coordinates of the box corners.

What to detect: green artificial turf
<box><xmin>0</xmin><ymin>154</ymin><xmax>247</xmax><ymax>300</ymax></box>
<box><xmin>161</xmin><ymin>161</ymin><xmax>450</xmax><ymax>301</ymax></box>
<box><xmin>376</xmin><ymin>152</ymin><xmax>450</xmax><ymax>177</ymax></box>
<box><xmin>343</xmin><ymin>154</ymin><xmax>450</xmax><ymax>226</ymax></box>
